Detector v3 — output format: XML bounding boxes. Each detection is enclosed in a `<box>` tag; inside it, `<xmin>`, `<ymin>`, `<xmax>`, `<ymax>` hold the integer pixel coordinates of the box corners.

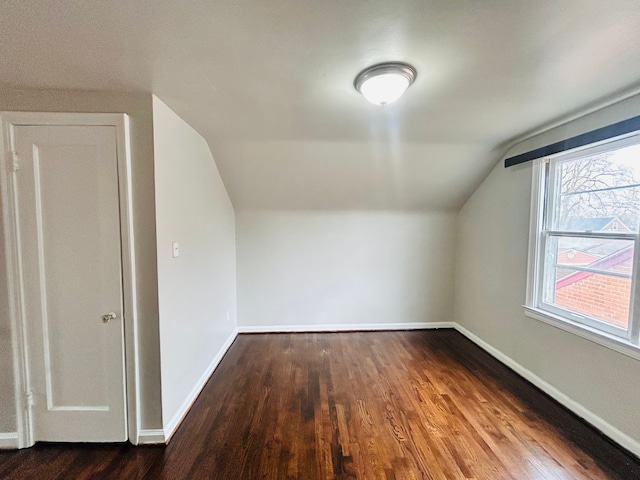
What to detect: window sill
<box><xmin>523</xmin><ymin>306</ymin><xmax>640</xmax><ymax>361</ymax></box>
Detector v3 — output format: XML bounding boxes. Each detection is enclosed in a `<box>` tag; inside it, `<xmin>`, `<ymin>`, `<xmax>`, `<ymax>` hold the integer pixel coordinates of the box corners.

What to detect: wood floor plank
<box><xmin>1</xmin><ymin>330</ymin><xmax>639</xmax><ymax>479</ymax></box>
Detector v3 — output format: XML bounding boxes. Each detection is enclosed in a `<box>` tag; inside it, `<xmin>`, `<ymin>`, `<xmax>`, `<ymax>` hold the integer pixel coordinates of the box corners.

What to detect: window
<box><xmin>527</xmin><ymin>134</ymin><xmax>640</xmax><ymax>350</ymax></box>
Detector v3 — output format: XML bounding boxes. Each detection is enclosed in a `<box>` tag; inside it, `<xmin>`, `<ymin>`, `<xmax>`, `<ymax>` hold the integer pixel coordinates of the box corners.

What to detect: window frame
<box><xmin>525</xmin><ymin>132</ymin><xmax>640</xmax><ymax>358</ymax></box>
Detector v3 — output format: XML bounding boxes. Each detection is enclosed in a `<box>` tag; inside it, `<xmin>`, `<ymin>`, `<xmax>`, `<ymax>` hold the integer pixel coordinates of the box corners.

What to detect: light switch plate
<box><xmin>172</xmin><ymin>241</ymin><xmax>180</xmax><ymax>258</ymax></box>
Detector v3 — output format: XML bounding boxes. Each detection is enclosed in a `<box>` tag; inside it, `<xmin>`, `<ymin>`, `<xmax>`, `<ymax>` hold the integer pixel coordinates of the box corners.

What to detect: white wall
<box><xmin>152</xmin><ymin>96</ymin><xmax>237</xmax><ymax>436</ymax></box>
<box><xmin>237</xmin><ymin>211</ymin><xmax>455</xmax><ymax>330</ymax></box>
<box><xmin>0</xmin><ymin>88</ymin><xmax>162</xmax><ymax>436</ymax></box>
<box><xmin>455</xmin><ymin>94</ymin><xmax>640</xmax><ymax>454</ymax></box>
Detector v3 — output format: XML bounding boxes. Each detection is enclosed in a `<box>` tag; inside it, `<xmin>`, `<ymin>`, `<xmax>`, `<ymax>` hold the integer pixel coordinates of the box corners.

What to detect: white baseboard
<box><xmin>453</xmin><ymin>322</ymin><xmax>640</xmax><ymax>458</ymax></box>
<box><xmin>162</xmin><ymin>328</ymin><xmax>239</xmax><ymax>442</ymax></box>
<box><xmin>0</xmin><ymin>432</ymin><xmax>19</xmax><ymax>449</ymax></box>
<box><xmin>137</xmin><ymin>429</ymin><xmax>165</xmax><ymax>444</ymax></box>
<box><xmin>238</xmin><ymin>322</ymin><xmax>455</xmax><ymax>333</ymax></box>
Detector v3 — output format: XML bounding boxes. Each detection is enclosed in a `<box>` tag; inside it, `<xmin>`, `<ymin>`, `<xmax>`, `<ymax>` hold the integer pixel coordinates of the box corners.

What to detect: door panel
<box><xmin>14</xmin><ymin>125</ymin><xmax>127</xmax><ymax>442</ymax></box>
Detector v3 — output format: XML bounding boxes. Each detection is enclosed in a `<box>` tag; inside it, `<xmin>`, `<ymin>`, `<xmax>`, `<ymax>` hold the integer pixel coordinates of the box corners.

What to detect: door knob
<box><xmin>102</xmin><ymin>312</ymin><xmax>117</xmax><ymax>323</ymax></box>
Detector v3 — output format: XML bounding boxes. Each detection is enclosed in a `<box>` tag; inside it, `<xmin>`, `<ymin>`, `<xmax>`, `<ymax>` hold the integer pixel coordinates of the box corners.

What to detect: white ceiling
<box><xmin>2</xmin><ymin>1</ymin><xmax>640</xmax><ymax>210</ymax></box>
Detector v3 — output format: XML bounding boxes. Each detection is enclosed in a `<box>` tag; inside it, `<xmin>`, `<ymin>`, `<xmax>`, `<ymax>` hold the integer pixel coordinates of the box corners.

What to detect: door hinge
<box><xmin>26</xmin><ymin>390</ymin><xmax>34</xmax><ymax>407</ymax></box>
<box><xmin>10</xmin><ymin>151</ymin><xmax>19</xmax><ymax>172</ymax></box>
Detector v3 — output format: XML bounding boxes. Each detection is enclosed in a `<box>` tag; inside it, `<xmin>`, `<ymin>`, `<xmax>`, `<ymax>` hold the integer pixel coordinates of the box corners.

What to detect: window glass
<box><xmin>543</xmin><ymin>236</ymin><xmax>633</xmax><ymax>330</ymax></box>
<box><xmin>553</xmin><ymin>143</ymin><xmax>640</xmax><ymax>233</ymax></box>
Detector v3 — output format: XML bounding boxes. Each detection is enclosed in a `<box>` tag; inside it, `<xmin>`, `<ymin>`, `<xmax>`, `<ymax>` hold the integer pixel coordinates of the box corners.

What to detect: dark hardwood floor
<box><xmin>1</xmin><ymin>330</ymin><xmax>639</xmax><ymax>479</ymax></box>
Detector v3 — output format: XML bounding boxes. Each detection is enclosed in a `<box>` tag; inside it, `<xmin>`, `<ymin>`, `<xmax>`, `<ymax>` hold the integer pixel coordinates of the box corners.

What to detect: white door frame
<box><xmin>0</xmin><ymin>112</ymin><xmax>140</xmax><ymax>448</ymax></box>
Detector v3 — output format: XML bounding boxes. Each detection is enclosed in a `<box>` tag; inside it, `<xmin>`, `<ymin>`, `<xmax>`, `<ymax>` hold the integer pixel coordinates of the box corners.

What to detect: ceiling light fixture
<box><xmin>354</xmin><ymin>62</ymin><xmax>417</xmax><ymax>106</ymax></box>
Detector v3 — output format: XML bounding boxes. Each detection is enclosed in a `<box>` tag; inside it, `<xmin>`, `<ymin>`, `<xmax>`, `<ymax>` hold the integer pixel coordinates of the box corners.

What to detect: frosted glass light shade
<box><xmin>354</xmin><ymin>63</ymin><xmax>416</xmax><ymax>106</ymax></box>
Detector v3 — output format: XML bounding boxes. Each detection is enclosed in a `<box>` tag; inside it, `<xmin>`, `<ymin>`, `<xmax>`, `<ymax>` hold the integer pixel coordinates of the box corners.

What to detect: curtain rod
<box><xmin>500</xmin><ymin>82</ymin><xmax>640</xmax><ymax>164</ymax></box>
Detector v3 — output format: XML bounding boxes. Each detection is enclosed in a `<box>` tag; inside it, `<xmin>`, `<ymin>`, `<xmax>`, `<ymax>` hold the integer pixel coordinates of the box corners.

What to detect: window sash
<box><xmin>538</xmin><ymin>232</ymin><xmax>633</xmax><ymax>338</ymax></box>
<box><xmin>544</xmin><ymin>230</ymin><xmax>636</xmax><ymax>240</ymax></box>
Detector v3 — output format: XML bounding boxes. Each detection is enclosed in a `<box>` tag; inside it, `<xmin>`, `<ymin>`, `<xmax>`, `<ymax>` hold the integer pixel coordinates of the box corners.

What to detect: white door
<box><xmin>13</xmin><ymin>125</ymin><xmax>127</xmax><ymax>442</ymax></box>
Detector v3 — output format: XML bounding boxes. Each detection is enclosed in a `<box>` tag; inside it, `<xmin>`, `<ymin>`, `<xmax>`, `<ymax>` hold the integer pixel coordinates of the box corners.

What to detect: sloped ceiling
<box><xmin>2</xmin><ymin>1</ymin><xmax>640</xmax><ymax>210</ymax></box>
